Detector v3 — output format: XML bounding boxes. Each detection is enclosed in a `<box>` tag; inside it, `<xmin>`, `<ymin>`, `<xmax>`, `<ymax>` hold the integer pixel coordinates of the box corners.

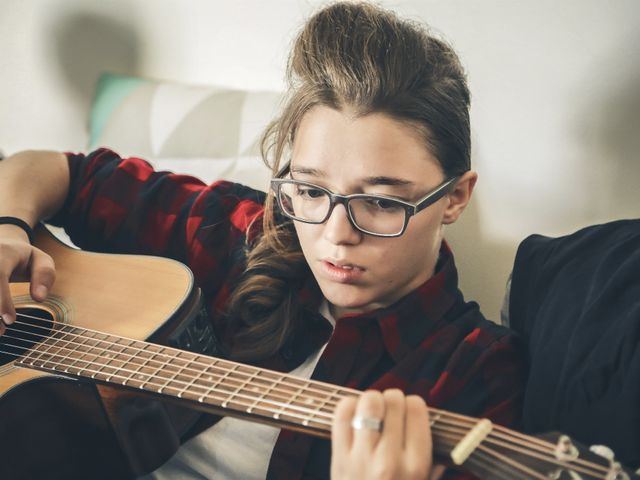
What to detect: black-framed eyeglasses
<box><xmin>270</xmin><ymin>174</ymin><xmax>459</xmax><ymax>238</ymax></box>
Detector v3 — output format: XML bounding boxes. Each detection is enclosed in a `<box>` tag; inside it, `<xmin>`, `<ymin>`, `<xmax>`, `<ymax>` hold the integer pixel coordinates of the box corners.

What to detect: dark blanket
<box><xmin>510</xmin><ymin>219</ymin><xmax>640</xmax><ymax>468</ymax></box>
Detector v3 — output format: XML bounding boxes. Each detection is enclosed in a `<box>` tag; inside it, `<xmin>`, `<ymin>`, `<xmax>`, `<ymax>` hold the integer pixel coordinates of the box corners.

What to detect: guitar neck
<box><xmin>14</xmin><ymin>323</ymin><xmax>637</xmax><ymax>480</ymax></box>
<box><xmin>14</xmin><ymin>322</ymin><xmax>459</xmax><ymax>450</ymax></box>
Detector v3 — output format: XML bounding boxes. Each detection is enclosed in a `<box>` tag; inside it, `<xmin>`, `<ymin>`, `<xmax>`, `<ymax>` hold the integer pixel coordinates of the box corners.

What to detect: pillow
<box><xmin>88</xmin><ymin>72</ymin><xmax>284</xmax><ymax>191</ymax></box>
<box><xmin>509</xmin><ymin>219</ymin><xmax>640</xmax><ymax>468</ymax></box>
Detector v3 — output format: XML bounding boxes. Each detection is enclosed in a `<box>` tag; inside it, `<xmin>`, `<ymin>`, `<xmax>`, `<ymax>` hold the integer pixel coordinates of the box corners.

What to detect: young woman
<box><xmin>0</xmin><ymin>2</ymin><xmax>525</xmax><ymax>479</ymax></box>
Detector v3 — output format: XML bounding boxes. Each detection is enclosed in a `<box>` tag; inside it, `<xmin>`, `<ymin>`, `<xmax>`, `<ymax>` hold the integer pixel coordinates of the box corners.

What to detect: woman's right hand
<box><xmin>331</xmin><ymin>389</ymin><xmax>433</xmax><ymax>480</ymax></box>
<box><xmin>0</xmin><ymin>224</ymin><xmax>56</xmax><ymax>335</ymax></box>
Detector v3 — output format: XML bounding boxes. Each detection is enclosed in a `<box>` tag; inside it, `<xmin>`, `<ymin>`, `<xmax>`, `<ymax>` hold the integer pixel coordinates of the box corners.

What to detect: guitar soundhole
<box><xmin>0</xmin><ymin>308</ymin><xmax>54</xmax><ymax>367</ymax></box>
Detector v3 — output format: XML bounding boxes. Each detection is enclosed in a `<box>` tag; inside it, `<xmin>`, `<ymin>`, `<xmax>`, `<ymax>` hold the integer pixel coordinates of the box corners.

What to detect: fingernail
<box><xmin>36</xmin><ymin>285</ymin><xmax>48</xmax><ymax>298</ymax></box>
<box><xmin>1</xmin><ymin>313</ymin><xmax>12</xmax><ymax>325</ymax></box>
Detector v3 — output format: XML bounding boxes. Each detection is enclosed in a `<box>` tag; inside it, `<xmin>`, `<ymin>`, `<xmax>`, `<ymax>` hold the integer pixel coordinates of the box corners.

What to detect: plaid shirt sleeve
<box><xmin>48</xmin><ymin>148</ymin><xmax>265</xmax><ymax>290</ymax></box>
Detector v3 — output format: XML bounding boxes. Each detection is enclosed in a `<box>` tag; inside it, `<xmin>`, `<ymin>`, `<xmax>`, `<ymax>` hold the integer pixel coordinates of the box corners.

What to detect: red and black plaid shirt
<box><xmin>50</xmin><ymin>149</ymin><xmax>526</xmax><ymax>480</ymax></box>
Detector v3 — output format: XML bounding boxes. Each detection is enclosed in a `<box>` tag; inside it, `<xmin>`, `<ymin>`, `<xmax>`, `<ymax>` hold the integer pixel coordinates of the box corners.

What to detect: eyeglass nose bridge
<box><xmin>321</xmin><ymin>192</ymin><xmax>362</xmax><ymax>232</ymax></box>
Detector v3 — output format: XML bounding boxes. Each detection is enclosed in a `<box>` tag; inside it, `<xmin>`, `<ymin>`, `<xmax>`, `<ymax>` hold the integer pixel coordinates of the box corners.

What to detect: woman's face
<box><xmin>289</xmin><ymin>106</ymin><xmax>461</xmax><ymax>319</ymax></box>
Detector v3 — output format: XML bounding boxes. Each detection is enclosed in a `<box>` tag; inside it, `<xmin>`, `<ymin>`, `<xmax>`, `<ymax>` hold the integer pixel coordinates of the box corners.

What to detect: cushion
<box><xmin>88</xmin><ymin>72</ymin><xmax>283</xmax><ymax>191</ymax></box>
<box><xmin>509</xmin><ymin>219</ymin><xmax>640</xmax><ymax>468</ymax></box>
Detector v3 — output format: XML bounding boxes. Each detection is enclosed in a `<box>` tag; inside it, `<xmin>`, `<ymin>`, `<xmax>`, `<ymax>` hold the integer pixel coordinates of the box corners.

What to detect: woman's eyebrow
<box><xmin>364</xmin><ymin>176</ymin><xmax>414</xmax><ymax>187</ymax></box>
<box><xmin>291</xmin><ymin>166</ymin><xmax>414</xmax><ymax>187</ymax></box>
<box><xmin>290</xmin><ymin>166</ymin><xmax>323</xmax><ymax>176</ymax></box>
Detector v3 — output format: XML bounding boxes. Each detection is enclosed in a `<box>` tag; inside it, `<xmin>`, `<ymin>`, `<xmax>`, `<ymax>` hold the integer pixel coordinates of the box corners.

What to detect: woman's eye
<box><xmin>296</xmin><ymin>186</ymin><xmax>325</xmax><ymax>199</ymax></box>
<box><xmin>366</xmin><ymin>198</ymin><xmax>402</xmax><ymax>211</ymax></box>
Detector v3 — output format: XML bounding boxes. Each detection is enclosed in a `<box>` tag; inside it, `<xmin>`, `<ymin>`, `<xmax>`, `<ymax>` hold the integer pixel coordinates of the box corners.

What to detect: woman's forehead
<box><xmin>291</xmin><ymin>106</ymin><xmax>439</xmax><ymax>173</ymax></box>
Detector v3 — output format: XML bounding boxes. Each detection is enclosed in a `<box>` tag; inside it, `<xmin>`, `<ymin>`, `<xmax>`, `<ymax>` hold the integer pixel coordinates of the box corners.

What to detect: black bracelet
<box><xmin>0</xmin><ymin>216</ymin><xmax>34</xmax><ymax>243</ymax></box>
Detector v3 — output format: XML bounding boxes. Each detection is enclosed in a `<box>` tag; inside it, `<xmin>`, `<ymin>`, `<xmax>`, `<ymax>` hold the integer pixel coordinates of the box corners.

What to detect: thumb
<box><xmin>29</xmin><ymin>248</ymin><xmax>56</xmax><ymax>302</ymax></box>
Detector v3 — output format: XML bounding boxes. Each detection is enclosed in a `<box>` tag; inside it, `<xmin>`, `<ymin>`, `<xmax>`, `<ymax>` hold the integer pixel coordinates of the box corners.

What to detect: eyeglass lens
<box><xmin>278</xmin><ymin>182</ymin><xmax>406</xmax><ymax>235</ymax></box>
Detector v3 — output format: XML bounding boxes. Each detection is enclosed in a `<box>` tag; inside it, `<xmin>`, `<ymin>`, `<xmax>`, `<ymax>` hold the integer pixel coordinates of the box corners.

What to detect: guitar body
<box><xmin>1</xmin><ymin>226</ymin><xmax>204</xmax><ymax>479</ymax></box>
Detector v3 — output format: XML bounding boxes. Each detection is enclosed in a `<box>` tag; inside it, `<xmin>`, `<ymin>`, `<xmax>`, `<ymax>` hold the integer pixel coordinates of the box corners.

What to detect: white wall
<box><xmin>1</xmin><ymin>0</ymin><xmax>639</xmax><ymax>321</ymax></box>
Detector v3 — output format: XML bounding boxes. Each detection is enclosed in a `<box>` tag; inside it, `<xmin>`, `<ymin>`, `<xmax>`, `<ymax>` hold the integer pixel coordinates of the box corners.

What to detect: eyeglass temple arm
<box><xmin>414</xmin><ymin>176</ymin><xmax>460</xmax><ymax>214</ymax></box>
<box><xmin>274</xmin><ymin>161</ymin><xmax>291</xmax><ymax>179</ymax></box>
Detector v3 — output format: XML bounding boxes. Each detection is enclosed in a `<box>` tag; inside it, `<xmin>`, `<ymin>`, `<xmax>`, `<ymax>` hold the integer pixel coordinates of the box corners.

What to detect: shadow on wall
<box><xmin>47</xmin><ymin>10</ymin><xmax>142</xmax><ymax>113</ymax></box>
<box><xmin>446</xmin><ymin>189</ymin><xmax>516</xmax><ymax>323</ymax></box>
<box><xmin>574</xmin><ymin>31</ymin><xmax>640</xmax><ymax>224</ymax></box>
<box><xmin>452</xmin><ymin>28</ymin><xmax>640</xmax><ymax>323</ymax></box>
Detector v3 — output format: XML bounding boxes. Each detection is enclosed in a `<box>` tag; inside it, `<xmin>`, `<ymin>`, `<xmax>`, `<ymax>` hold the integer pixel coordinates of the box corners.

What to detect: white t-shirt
<box><xmin>141</xmin><ymin>301</ymin><xmax>335</xmax><ymax>480</ymax></box>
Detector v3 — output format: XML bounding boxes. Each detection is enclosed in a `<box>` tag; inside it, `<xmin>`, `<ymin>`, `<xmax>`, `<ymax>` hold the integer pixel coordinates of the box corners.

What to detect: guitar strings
<box><xmin>1</xmin><ymin>313</ymin><xmax>614</xmax><ymax>477</ymax></box>
<box><xmin>8</xmin><ymin>314</ymin><xmax>535</xmax><ymax>441</ymax></box>
<box><xmin>476</xmin><ymin>444</ymin><xmax>549</xmax><ymax>480</ymax></box>
<box><xmin>5</xmin><ymin>321</ymin><xmax>348</xmax><ymax>411</ymax></box>
<box><xmin>2</xmin><ymin>314</ymin><xmax>615</xmax><ymax>478</ymax></box>
<box><xmin>7</xmin><ymin>313</ymin><xmax>483</xmax><ymax>426</ymax></box>
<box><xmin>3</xmin><ymin>313</ymin><xmax>612</xmax><ymax>476</ymax></box>
<box><xmin>7</xmin><ymin>316</ymin><xmax>606</xmax><ymax>471</ymax></box>
<box><xmin>0</xmin><ymin>334</ymin><xmax>338</xmax><ymax>428</ymax></box>
<box><xmin>0</xmin><ymin>324</ymin><xmax>616</xmax><ymax>478</ymax></box>
<box><xmin>437</xmin><ymin>433</ymin><xmax>550</xmax><ymax>480</ymax></box>
<box><xmin>467</xmin><ymin>449</ymin><xmax>544</xmax><ymax>480</ymax></box>
<box><xmin>1</xmin><ymin>329</ymin><xmax>340</xmax><ymax>426</ymax></box>
<box><xmin>438</xmin><ymin>424</ymin><xmax>610</xmax><ymax>477</ymax></box>
<box><xmin>8</xmin><ymin>312</ymin><xmax>350</xmax><ymax>409</ymax></box>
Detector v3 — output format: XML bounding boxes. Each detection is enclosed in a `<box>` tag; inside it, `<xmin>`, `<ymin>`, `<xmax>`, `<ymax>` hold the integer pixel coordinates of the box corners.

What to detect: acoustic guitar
<box><xmin>1</xmin><ymin>227</ymin><xmax>637</xmax><ymax>480</ymax></box>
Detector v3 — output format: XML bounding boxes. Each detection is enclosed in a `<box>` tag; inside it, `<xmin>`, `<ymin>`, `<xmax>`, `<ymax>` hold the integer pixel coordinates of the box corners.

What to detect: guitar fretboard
<box><xmin>16</xmin><ymin>323</ymin><xmax>354</xmax><ymax>435</ymax></box>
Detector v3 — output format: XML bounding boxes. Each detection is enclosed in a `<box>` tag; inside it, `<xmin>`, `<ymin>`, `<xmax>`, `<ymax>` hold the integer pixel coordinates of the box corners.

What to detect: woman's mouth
<box><xmin>320</xmin><ymin>260</ymin><xmax>365</xmax><ymax>283</ymax></box>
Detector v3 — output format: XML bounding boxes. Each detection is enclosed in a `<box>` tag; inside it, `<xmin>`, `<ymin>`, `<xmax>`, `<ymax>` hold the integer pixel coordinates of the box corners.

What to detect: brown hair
<box><xmin>226</xmin><ymin>1</ymin><xmax>471</xmax><ymax>361</ymax></box>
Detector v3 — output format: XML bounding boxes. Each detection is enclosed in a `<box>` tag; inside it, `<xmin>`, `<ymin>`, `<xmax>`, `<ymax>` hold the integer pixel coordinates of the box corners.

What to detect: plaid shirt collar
<box><xmin>296</xmin><ymin>240</ymin><xmax>460</xmax><ymax>365</ymax></box>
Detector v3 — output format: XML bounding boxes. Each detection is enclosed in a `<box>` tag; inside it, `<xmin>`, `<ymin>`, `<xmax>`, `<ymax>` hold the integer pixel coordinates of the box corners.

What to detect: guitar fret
<box><xmin>246</xmin><ymin>373</ymin><xmax>282</xmax><ymax>415</ymax></box>
<box><xmin>205</xmin><ymin>364</ymin><xmax>238</xmax><ymax>404</ymax></box>
<box><xmin>96</xmin><ymin>336</ymin><xmax>130</xmax><ymax>381</ymax></box>
<box><xmin>272</xmin><ymin>377</ymin><xmax>309</xmax><ymax>421</ymax></box>
<box><xmin>19</xmin><ymin>329</ymin><xmax>60</xmax><ymax>367</ymax></box>
<box><xmin>217</xmin><ymin>369</ymin><xmax>260</xmax><ymax>408</ymax></box>
<box><xmin>121</xmin><ymin>342</ymin><xmax>154</xmax><ymax>387</ymax></box>
<box><xmin>61</xmin><ymin>328</ymin><xmax>96</xmax><ymax>374</ymax></box>
<box><xmin>278</xmin><ymin>383</ymin><xmax>307</xmax><ymax>421</ymax></box>
<box><xmin>157</xmin><ymin>354</ymin><xmax>195</xmax><ymax>396</ymax></box>
<box><xmin>87</xmin><ymin>333</ymin><xmax>121</xmax><ymax>380</ymax></box>
<box><xmin>135</xmin><ymin>344</ymin><xmax>171</xmax><ymax>390</ymax></box>
<box><xmin>40</xmin><ymin>328</ymin><xmax>73</xmax><ymax>369</ymax></box>
<box><xmin>49</xmin><ymin>328</ymin><xmax>85</xmax><ymax>371</ymax></box>
<box><xmin>175</xmin><ymin>357</ymin><xmax>206</xmax><ymax>399</ymax></box>
<box><xmin>69</xmin><ymin>330</ymin><xmax>104</xmax><ymax>378</ymax></box>
<box><xmin>29</xmin><ymin>327</ymin><xmax>76</xmax><ymax>369</ymax></box>
<box><xmin>155</xmin><ymin>350</ymin><xmax>186</xmax><ymax>393</ymax></box>
<box><xmin>194</xmin><ymin>360</ymin><xmax>225</xmax><ymax>403</ymax></box>
<box><xmin>300</xmin><ymin>384</ymin><xmax>338</xmax><ymax>427</ymax></box>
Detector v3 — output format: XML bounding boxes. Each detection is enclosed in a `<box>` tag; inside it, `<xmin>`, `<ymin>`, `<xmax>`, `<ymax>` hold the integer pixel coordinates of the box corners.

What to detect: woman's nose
<box><xmin>322</xmin><ymin>203</ymin><xmax>362</xmax><ymax>245</ymax></box>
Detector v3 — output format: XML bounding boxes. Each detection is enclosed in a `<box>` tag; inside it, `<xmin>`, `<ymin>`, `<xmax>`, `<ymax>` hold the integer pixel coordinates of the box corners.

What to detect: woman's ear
<box><xmin>442</xmin><ymin>171</ymin><xmax>477</xmax><ymax>224</ymax></box>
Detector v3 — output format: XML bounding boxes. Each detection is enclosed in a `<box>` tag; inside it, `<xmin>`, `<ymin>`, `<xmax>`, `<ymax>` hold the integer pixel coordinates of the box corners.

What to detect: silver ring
<box><xmin>351</xmin><ymin>415</ymin><xmax>383</xmax><ymax>432</ymax></box>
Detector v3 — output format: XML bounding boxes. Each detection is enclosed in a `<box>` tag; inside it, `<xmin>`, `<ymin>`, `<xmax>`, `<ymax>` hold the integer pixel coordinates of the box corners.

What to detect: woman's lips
<box><xmin>320</xmin><ymin>260</ymin><xmax>365</xmax><ymax>283</ymax></box>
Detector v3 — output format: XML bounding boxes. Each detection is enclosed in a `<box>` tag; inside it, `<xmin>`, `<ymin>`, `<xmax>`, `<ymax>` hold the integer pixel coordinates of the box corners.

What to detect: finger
<box><xmin>0</xmin><ymin>272</ymin><xmax>16</xmax><ymax>325</ymax></box>
<box><xmin>376</xmin><ymin>389</ymin><xmax>404</xmax><ymax>456</ymax></box>
<box><xmin>404</xmin><ymin>395</ymin><xmax>432</xmax><ymax>476</ymax></box>
<box><xmin>352</xmin><ymin>390</ymin><xmax>385</xmax><ymax>452</ymax></box>
<box><xmin>332</xmin><ymin>395</ymin><xmax>357</xmax><ymax>451</ymax></box>
<box><xmin>331</xmin><ymin>395</ymin><xmax>358</xmax><ymax>479</ymax></box>
<box><xmin>29</xmin><ymin>248</ymin><xmax>55</xmax><ymax>301</ymax></box>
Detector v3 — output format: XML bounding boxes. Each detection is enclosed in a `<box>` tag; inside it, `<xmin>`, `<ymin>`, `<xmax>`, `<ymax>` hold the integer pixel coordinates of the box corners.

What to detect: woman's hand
<box><xmin>0</xmin><ymin>224</ymin><xmax>55</xmax><ymax>334</ymax></box>
<box><xmin>331</xmin><ymin>389</ymin><xmax>433</xmax><ymax>480</ymax></box>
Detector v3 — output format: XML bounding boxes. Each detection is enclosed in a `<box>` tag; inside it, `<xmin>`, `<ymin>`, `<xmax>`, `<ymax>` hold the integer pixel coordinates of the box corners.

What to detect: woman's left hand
<box><xmin>331</xmin><ymin>389</ymin><xmax>432</xmax><ymax>480</ymax></box>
